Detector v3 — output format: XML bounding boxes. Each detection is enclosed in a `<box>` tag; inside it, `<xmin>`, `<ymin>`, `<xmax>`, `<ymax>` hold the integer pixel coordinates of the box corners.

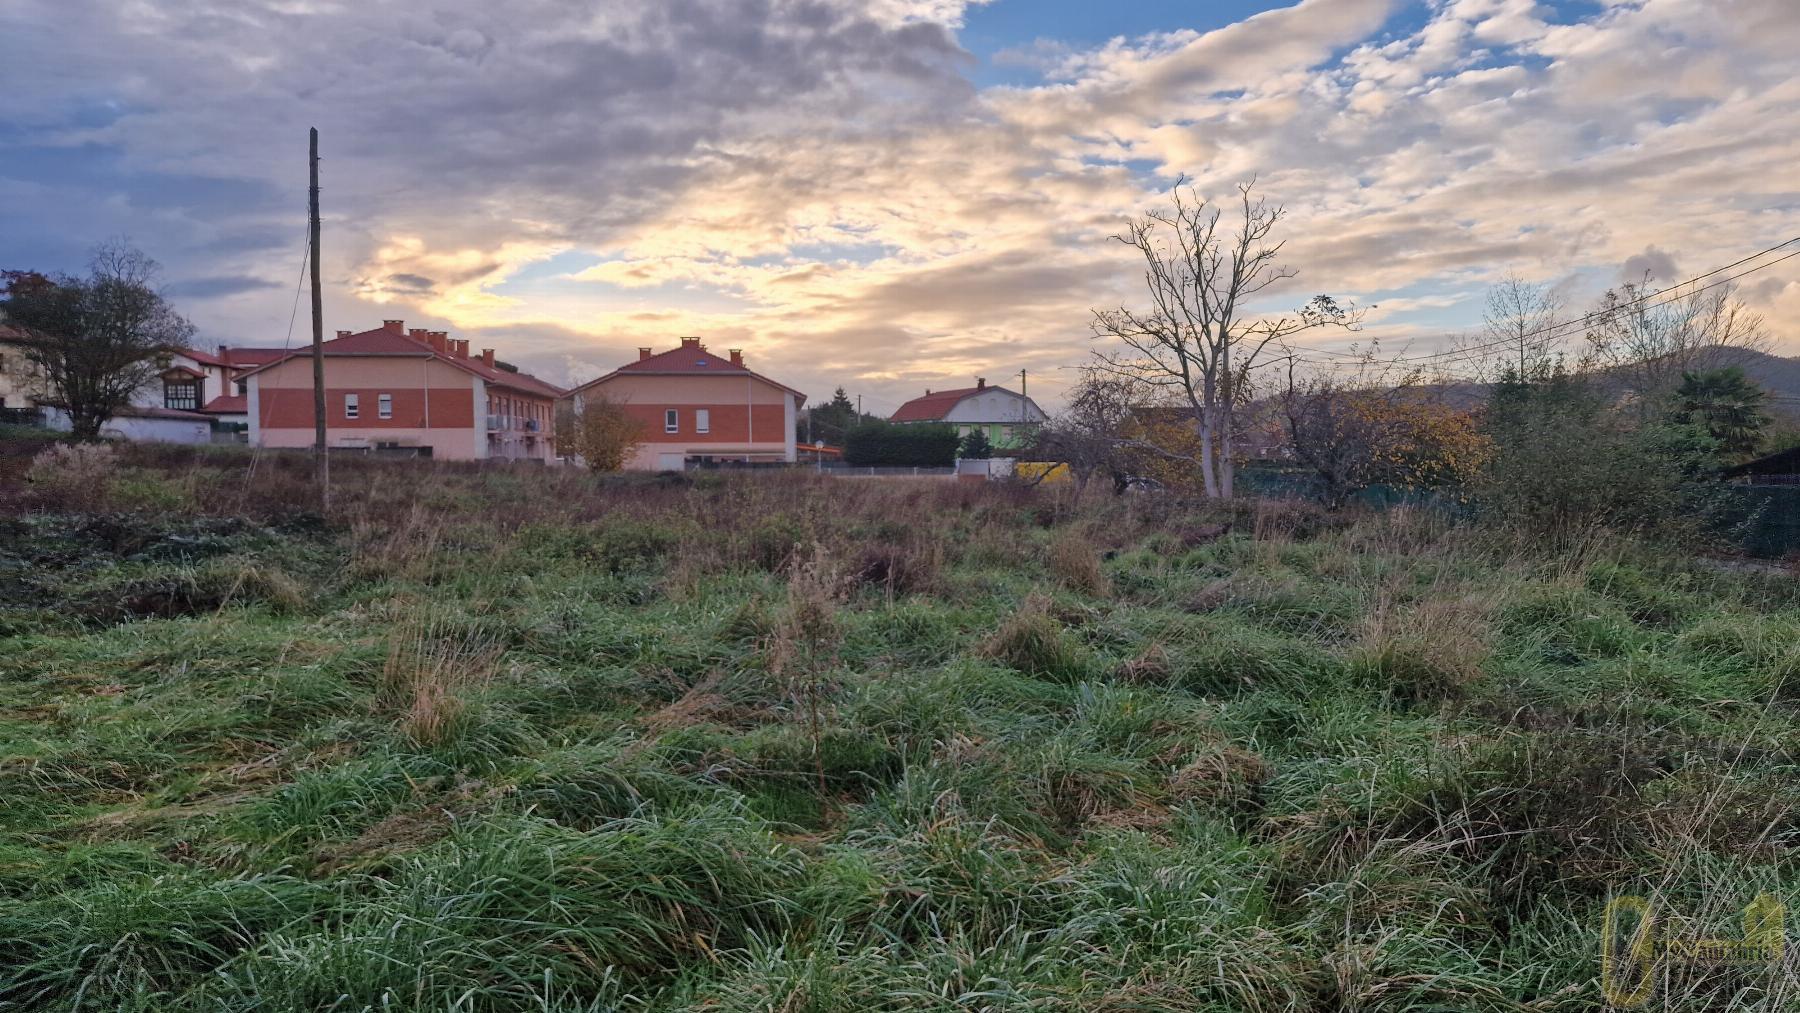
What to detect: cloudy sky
<box><xmin>3</xmin><ymin>0</ymin><xmax>1797</xmax><ymax>412</ymax></box>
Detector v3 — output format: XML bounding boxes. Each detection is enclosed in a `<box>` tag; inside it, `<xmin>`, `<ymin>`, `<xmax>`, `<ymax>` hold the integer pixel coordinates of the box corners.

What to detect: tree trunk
<box><xmin>1196</xmin><ymin>415</ymin><xmax>1219</xmax><ymax>498</ymax></box>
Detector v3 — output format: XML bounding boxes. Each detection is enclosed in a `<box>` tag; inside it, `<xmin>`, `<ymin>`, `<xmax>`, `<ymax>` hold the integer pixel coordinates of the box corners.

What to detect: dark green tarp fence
<box><xmin>1235</xmin><ymin>467</ymin><xmax>1800</xmax><ymax>559</ymax></box>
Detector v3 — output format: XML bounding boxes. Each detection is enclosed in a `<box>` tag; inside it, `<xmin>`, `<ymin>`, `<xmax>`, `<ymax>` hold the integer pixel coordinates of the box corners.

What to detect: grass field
<box><xmin>2</xmin><ymin>437</ymin><xmax>1797</xmax><ymax>1011</ymax></box>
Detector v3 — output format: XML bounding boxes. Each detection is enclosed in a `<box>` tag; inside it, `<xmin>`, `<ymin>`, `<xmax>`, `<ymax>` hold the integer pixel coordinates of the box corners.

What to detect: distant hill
<box><xmin>1406</xmin><ymin>348</ymin><xmax>1800</xmax><ymax>422</ymax></box>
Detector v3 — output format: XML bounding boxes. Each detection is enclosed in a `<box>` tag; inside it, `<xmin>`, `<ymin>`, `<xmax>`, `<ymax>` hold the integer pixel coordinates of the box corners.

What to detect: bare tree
<box><xmin>2</xmin><ymin>241</ymin><xmax>194</xmax><ymax>440</ymax></box>
<box><xmin>1458</xmin><ymin>274</ymin><xmax>1565</xmax><ymax>382</ymax></box>
<box><xmin>1032</xmin><ymin>368</ymin><xmax>1137</xmax><ymax>496</ymax></box>
<box><xmin>1584</xmin><ymin>275</ymin><xmax>1770</xmax><ymax>403</ymax></box>
<box><xmin>1092</xmin><ymin>180</ymin><xmax>1356</xmax><ymax>498</ymax></box>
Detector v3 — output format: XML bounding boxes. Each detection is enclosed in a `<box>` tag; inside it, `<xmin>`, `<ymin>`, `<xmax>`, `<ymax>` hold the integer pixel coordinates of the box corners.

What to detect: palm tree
<box><xmin>1672</xmin><ymin>367</ymin><xmax>1771</xmax><ymax>460</ymax></box>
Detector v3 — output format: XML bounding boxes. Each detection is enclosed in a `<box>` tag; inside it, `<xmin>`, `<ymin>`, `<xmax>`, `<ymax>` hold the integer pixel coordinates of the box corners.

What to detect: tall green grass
<box><xmin>1</xmin><ymin>445</ymin><xmax>1796</xmax><ymax>1009</ymax></box>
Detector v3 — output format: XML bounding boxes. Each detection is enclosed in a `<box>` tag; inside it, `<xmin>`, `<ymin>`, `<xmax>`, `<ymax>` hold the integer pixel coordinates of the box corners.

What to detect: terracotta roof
<box><xmin>891</xmin><ymin>386</ymin><xmax>985</xmax><ymax>422</ymax></box>
<box><xmin>161</xmin><ymin>364</ymin><xmax>207</xmax><ymax>379</ymax></box>
<box><xmin>235</xmin><ymin>326</ymin><xmax>566</xmax><ymax>398</ymax></box>
<box><xmin>619</xmin><ymin>343</ymin><xmax>751</xmax><ymax>376</ymax></box>
<box><xmin>571</xmin><ymin>339</ymin><xmax>804</xmax><ymax>402</ymax></box>
<box><xmin>116</xmin><ymin>405</ymin><xmax>212</xmax><ymax>421</ymax></box>
<box><xmin>179</xmin><ymin>346</ymin><xmax>289</xmax><ymax>370</ymax></box>
<box><xmin>176</xmin><ymin>347</ymin><xmax>228</xmax><ymax>367</ymax></box>
<box><xmin>200</xmin><ymin>394</ymin><xmax>248</xmax><ymax>414</ymax></box>
<box><xmin>221</xmin><ymin>347</ymin><xmax>289</xmax><ymax>367</ymax></box>
<box><xmin>891</xmin><ymin>384</ymin><xmax>1043</xmax><ymax>423</ymax></box>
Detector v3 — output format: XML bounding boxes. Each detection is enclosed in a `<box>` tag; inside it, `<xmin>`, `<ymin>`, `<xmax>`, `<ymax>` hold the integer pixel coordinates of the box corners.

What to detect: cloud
<box><xmin>164</xmin><ymin>275</ymin><xmax>283</xmax><ymax>299</ymax></box>
<box><xmin>2</xmin><ymin>0</ymin><xmax>1796</xmax><ymax>413</ymax></box>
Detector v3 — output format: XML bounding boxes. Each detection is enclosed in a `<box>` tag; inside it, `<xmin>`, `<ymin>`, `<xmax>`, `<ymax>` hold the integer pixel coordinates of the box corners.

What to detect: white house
<box><xmin>889</xmin><ymin>377</ymin><xmax>1048</xmax><ymax>450</ymax></box>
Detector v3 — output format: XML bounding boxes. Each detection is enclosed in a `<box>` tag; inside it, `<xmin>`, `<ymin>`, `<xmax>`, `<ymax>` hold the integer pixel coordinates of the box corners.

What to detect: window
<box><xmin>344</xmin><ymin>393</ymin><xmax>359</xmax><ymax>419</ymax></box>
<box><xmin>378</xmin><ymin>393</ymin><xmax>393</xmax><ymax>420</ymax></box>
<box><xmin>164</xmin><ymin>378</ymin><xmax>199</xmax><ymax>411</ymax></box>
<box><xmin>695</xmin><ymin>409</ymin><xmax>710</xmax><ymax>434</ymax></box>
<box><xmin>664</xmin><ymin>409</ymin><xmax>679</xmax><ymax>433</ymax></box>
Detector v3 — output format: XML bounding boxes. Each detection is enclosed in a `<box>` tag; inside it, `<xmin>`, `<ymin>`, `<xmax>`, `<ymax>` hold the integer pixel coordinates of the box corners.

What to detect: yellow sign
<box><xmin>1015</xmin><ymin>461</ymin><xmax>1070</xmax><ymax>484</ymax></box>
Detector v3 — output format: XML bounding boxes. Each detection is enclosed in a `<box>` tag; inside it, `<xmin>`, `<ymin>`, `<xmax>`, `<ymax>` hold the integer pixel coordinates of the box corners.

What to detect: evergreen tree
<box><xmin>960</xmin><ymin>427</ymin><xmax>993</xmax><ymax>459</ymax></box>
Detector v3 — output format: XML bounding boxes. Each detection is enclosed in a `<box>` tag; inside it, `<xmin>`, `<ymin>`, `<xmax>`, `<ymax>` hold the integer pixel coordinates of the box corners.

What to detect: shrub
<box><xmin>842</xmin><ymin>421</ymin><xmax>959</xmax><ymax>467</ymax></box>
<box><xmin>25</xmin><ymin>441</ymin><xmax>118</xmax><ymax>511</ymax></box>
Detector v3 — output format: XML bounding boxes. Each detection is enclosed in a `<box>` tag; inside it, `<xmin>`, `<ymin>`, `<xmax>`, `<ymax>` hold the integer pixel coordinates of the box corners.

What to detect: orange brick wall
<box><xmin>260</xmin><ymin>386</ymin><xmax>477</xmax><ymax>429</ymax></box>
<box><xmin>621</xmin><ymin>403</ymin><xmax>787</xmax><ymax>443</ymax></box>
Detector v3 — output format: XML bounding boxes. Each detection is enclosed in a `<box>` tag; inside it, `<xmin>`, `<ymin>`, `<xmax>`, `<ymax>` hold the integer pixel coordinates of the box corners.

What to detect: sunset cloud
<box><xmin>2</xmin><ymin>0</ymin><xmax>1795</xmax><ymax>411</ymax></box>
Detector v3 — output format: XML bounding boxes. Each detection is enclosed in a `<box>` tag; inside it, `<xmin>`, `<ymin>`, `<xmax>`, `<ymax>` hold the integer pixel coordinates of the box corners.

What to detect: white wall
<box><xmin>45</xmin><ymin>409</ymin><xmax>211</xmax><ymax>445</ymax></box>
<box><xmin>940</xmin><ymin>389</ymin><xmax>1047</xmax><ymax>425</ymax></box>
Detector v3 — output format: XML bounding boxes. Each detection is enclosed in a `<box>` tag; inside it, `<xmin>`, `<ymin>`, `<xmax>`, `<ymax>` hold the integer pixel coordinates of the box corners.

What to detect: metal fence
<box><xmin>818</xmin><ymin>464</ymin><xmax>956</xmax><ymax>478</ymax></box>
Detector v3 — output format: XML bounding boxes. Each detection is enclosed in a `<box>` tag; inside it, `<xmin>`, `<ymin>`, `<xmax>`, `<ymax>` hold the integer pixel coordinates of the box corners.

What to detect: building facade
<box><xmin>240</xmin><ymin>320</ymin><xmax>564</xmax><ymax>461</ymax></box>
<box><xmin>890</xmin><ymin>378</ymin><xmax>1048</xmax><ymax>449</ymax></box>
<box><xmin>0</xmin><ymin>325</ymin><xmax>49</xmax><ymax>420</ymax></box>
<box><xmin>563</xmin><ymin>337</ymin><xmax>803</xmax><ymax>470</ymax></box>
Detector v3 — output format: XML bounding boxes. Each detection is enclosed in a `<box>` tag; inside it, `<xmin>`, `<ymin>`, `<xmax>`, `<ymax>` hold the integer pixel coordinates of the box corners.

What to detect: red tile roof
<box><xmin>176</xmin><ymin>347</ymin><xmax>229</xmax><ymax>367</ymax></box>
<box><xmin>619</xmin><ymin>343</ymin><xmax>750</xmax><ymax>376</ymax></box>
<box><xmin>890</xmin><ymin>385</ymin><xmax>1017</xmax><ymax>423</ymax></box>
<box><xmin>235</xmin><ymin>326</ymin><xmax>566</xmax><ymax>399</ymax></box>
<box><xmin>219</xmin><ymin>347</ymin><xmax>290</xmax><ymax>368</ymax></box>
<box><xmin>117</xmin><ymin>405</ymin><xmax>212</xmax><ymax>421</ymax></box>
<box><xmin>571</xmin><ymin>339</ymin><xmax>804</xmax><ymax>401</ymax></box>
<box><xmin>200</xmin><ymin>394</ymin><xmax>248</xmax><ymax>414</ymax></box>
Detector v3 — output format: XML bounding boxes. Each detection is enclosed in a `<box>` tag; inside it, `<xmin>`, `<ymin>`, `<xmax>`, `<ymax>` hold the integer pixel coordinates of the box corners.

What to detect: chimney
<box><xmin>452</xmin><ymin>339</ymin><xmax>469</xmax><ymax>358</ymax></box>
<box><xmin>383</xmin><ymin>319</ymin><xmax>404</xmax><ymax>333</ymax></box>
<box><xmin>976</xmin><ymin>377</ymin><xmax>987</xmax><ymax>390</ymax></box>
<box><xmin>431</xmin><ymin>334</ymin><xmax>449</xmax><ymax>353</ymax></box>
<box><xmin>480</xmin><ymin>348</ymin><xmax>495</xmax><ymax>368</ymax></box>
<box><xmin>336</xmin><ymin>330</ymin><xmax>352</xmax><ymax>339</ymax></box>
<box><xmin>728</xmin><ymin>349</ymin><xmax>743</xmax><ymax>366</ymax></box>
<box><xmin>679</xmin><ymin>336</ymin><xmax>701</xmax><ymax>349</ymax></box>
<box><xmin>638</xmin><ymin>347</ymin><xmax>653</xmax><ymax>361</ymax></box>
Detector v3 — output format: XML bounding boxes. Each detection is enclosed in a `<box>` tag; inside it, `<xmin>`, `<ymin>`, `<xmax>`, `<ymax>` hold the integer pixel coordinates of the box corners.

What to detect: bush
<box><xmin>842</xmin><ymin>421</ymin><xmax>959</xmax><ymax>467</ymax></box>
<box><xmin>1474</xmin><ymin>372</ymin><xmax>1728</xmax><ymax>542</ymax></box>
<box><xmin>26</xmin><ymin>442</ymin><xmax>118</xmax><ymax>511</ymax></box>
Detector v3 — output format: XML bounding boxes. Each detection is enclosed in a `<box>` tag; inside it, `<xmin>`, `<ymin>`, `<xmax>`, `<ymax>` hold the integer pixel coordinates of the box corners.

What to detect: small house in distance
<box><xmin>238</xmin><ymin>320</ymin><xmax>565</xmax><ymax>461</ymax></box>
<box><xmin>563</xmin><ymin>337</ymin><xmax>804</xmax><ymax>470</ymax></box>
<box><xmin>890</xmin><ymin>377</ymin><xmax>1047</xmax><ymax>450</ymax></box>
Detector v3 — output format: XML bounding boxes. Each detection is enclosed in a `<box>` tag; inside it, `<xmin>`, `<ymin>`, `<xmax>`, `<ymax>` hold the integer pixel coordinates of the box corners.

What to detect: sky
<box><xmin>3</xmin><ymin>0</ymin><xmax>1798</xmax><ymax>414</ymax></box>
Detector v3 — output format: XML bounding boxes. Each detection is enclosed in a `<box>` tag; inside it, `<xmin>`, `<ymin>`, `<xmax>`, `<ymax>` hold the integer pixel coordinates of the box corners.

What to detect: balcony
<box><xmin>486</xmin><ymin>414</ymin><xmax>543</xmax><ymax>434</ymax></box>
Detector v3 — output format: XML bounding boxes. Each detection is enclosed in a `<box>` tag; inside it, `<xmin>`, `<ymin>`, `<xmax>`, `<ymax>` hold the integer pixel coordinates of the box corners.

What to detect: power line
<box><xmin>1277</xmin><ymin>237</ymin><xmax>1800</xmax><ymax>374</ymax></box>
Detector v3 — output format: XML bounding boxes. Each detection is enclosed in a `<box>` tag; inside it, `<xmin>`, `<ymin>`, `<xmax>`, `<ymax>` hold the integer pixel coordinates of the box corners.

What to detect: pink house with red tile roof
<box><xmin>238</xmin><ymin>320</ymin><xmax>566</xmax><ymax>461</ymax></box>
<box><xmin>563</xmin><ymin>337</ymin><xmax>803</xmax><ymax>470</ymax></box>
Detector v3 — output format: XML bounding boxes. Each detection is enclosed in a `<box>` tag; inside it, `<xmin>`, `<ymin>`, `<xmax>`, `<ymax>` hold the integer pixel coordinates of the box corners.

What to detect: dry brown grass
<box><xmin>1048</xmin><ymin>528</ymin><xmax>1110</xmax><ymax>597</ymax></box>
<box><xmin>1350</xmin><ymin>589</ymin><xmax>1495</xmax><ymax>703</ymax></box>
<box><xmin>381</xmin><ymin>612</ymin><xmax>505</xmax><ymax>747</ymax></box>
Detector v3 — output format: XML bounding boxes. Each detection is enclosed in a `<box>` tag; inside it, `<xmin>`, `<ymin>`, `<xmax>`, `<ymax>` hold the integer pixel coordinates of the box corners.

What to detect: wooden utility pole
<box><xmin>308</xmin><ymin>127</ymin><xmax>329</xmax><ymax>510</ymax></box>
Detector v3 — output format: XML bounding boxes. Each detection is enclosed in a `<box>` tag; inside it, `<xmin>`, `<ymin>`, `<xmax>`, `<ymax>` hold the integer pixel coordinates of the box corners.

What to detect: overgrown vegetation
<box><xmin>2</xmin><ymin>443</ymin><xmax>1796</xmax><ymax>1010</ymax></box>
